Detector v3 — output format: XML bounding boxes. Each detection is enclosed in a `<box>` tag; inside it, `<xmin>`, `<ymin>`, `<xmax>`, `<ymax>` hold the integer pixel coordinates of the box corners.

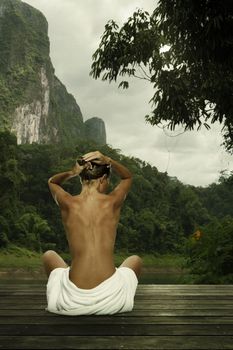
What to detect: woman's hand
<box><xmin>82</xmin><ymin>151</ymin><xmax>111</xmax><ymax>165</ymax></box>
<box><xmin>71</xmin><ymin>161</ymin><xmax>92</xmax><ymax>176</ymax></box>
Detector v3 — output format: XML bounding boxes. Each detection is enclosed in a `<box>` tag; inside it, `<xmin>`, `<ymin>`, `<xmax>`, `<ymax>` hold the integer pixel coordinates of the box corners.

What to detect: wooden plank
<box><xmin>0</xmin><ymin>295</ymin><xmax>225</xmax><ymax>301</ymax></box>
<box><xmin>135</xmin><ymin>295</ymin><xmax>233</xmax><ymax>300</ymax></box>
<box><xmin>1</xmin><ymin>299</ymin><xmax>233</xmax><ymax>308</ymax></box>
<box><xmin>1</xmin><ymin>283</ymin><xmax>232</xmax><ymax>287</ymax></box>
<box><xmin>0</xmin><ymin>295</ymin><xmax>233</xmax><ymax>308</ymax></box>
<box><xmin>134</xmin><ymin>304</ymin><xmax>233</xmax><ymax>310</ymax></box>
<box><xmin>1</xmin><ymin>287</ymin><xmax>232</xmax><ymax>293</ymax></box>
<box><xmin>1</xmin><ymin>292</ymin><xmax>233</xmax><ymax>300</ymax></box>
<box><xmin>1</xmin><ymin>316</ymin><xmax>233</xmax><ymax>325</ymax></box>
<box><xmin>151</xmin><ymin>284</ymin><xmax>230</xmax><ymax>288</ymax></box>
<box><xmin>0</xmin><ymin>285</ymin><xmax>232</xmax><ymax>291</ymax></box>
<box><xmin>1</xmin><ymin>296</ymin><xmax>233</xmax><ymax>304</ymax></box>
<box><xmin>1</xmin><ymin>303</ymin><xmax>233</xmax><ymax>310</ymax></box>
<box><xmin>0</xmin><ymin>335</ymin><xmax>232</xmax><ymax>349</ymax></box>
<box><xmin>138</xmin><ymin>286</ymin><xmax>233</xmax><ymax>289</ymax></box>
<box><xmin>0</xmin><ymin>284</ymin><xmax>232</xmax><ymax>289</ymax></box>
<box><xmin>0</xmin><ymin>299</ymin><xmax>233</xmax><ymax>311</ymax></box>
<box><xmin>0</xmin><ymin>324</ymin><xmax>232</xmax><ymax>336</ymax></box>
<box><xmin>136</xmin><ymin>292</ymin><xmax>233</xmax><ymax>296</ymax></box>
<box><xmin>137</xmin><ymin>300</ymin><xmax>233</xmax><ymax>305</ymax></box>
<box><xmin>138</xmin><ymin>285</ymin><xmax>233</xmax><ymax>288</ymax></box>
<box><xmin>0</xmin><ymin>288</ymin><xmax>232</xmax><ymax>293</ymax></box>
<box><xmin>0</xmin><ymin>297</ymin><xmax>232</xmax><ymax>304</ymax></box>
<box><xmin>0</xmin><ymin>304</ymin><xmax>47</xmax><ymax>309</ymax></box>
<box><xmin>1</xmin><ymin>309</ymin><xmax>233</xmax><ymax>316</ymax></box>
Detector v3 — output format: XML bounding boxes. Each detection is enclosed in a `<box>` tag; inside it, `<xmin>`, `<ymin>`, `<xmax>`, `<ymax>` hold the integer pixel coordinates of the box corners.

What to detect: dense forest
<box><xmin>0</xmin><ymin>130</ymin><xmax>232</xmax><ymax>282</ymax></box>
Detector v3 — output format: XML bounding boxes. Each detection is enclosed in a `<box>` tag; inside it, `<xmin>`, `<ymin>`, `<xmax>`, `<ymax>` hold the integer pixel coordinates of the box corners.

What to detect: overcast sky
<box><xmin>23</xmin><ymin>0</ymin><xmax>232</xmax><ymax>187</ymax></box>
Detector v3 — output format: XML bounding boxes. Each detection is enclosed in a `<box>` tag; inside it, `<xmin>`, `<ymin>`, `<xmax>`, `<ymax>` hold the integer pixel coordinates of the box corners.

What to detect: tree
<box><xmin>0</xmin><ymin>131</ymin><xmax>25</xmax><ymax>233</ymax></box>
<box><xmin>195</xmin><ymin>171</ymin><xmax>233</xmax><ymax>218</ymax></box>
<box><xmin>186</xmin><ymin>216</ymin><xmax>233</xmax><ymax>283</ymax></box>
<box><xmin>14</xmin><ymin>212</ymin><xmax>55</xmax><ymax>252</ymax></box>
<box><xmin>136</xmin><ymin>208</ymin><xmax>156</xmax><ymax>252</ymax></box>
<box><xmin>0</xmin><ymin>215</ymin><xmax>10</xmax><ymax>248</ymax></box>
<box><xmin>90</xmin><ymin>0</ymin><xmax>233</xmax><ymax>153</ymax></box>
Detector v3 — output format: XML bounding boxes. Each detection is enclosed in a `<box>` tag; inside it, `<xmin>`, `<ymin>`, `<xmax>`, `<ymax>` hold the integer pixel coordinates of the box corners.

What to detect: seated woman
<box><xmin>42</xmin><ymin>150</ymin><xmax>142</xmax><ymax>315</ymax></box>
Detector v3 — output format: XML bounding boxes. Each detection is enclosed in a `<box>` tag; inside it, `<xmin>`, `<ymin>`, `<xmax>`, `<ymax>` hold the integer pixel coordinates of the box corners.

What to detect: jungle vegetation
<box><xmin>0</xmin><ymin>130</ymin><xmax>232</xmax><ymax>283</ymax></box>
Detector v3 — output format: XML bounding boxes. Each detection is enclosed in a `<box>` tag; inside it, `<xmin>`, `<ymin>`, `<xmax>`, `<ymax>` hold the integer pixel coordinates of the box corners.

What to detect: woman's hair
<box><xmin>77</xmin><ymin>158</ymin><xmax>111</xmax><ymax>182</ymax></box>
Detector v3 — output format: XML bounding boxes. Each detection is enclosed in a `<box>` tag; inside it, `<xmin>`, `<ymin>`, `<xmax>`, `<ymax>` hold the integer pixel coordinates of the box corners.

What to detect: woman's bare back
<box><xmin>47</xmin><ymin>151</ymin><xmax>133</xmax><ymax>288</ymax></box>
<box><xmin>60</xmin><ymin>192</ymin><xmax>120</xmax><ymax>288</ymax></box>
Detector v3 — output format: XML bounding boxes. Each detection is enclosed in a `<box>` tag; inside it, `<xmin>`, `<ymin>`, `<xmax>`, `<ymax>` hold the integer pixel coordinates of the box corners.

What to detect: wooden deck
<box><xmin>0</xmin><ymin>282</ymin><xmax>233</xmax><ymax>349</ymax></box>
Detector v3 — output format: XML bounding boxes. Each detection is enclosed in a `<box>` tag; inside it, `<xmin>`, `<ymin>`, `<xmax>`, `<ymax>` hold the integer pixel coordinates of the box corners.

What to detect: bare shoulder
<box><xmin>109</xmin><ymin>178</ymin><xmax>132</xmax><ymax>208</ymax></box>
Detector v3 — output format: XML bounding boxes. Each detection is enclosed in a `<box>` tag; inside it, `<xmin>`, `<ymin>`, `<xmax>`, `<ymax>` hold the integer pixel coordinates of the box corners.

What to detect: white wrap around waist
<box><xmin>46</xmin><ymin>266</ymin><xmax>138</xmax><ymax>316</ymax></box>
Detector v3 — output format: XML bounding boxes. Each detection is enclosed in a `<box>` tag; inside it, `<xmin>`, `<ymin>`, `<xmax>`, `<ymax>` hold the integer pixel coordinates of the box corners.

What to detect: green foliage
<box><xmin>0</xmin><ymin>130</ymin><xmax>232</xmax><ymax>286</ymax></box>
<box><xmin>0</xmin><ymin>131</ymin><xmax>25</xmax><ymax>232</ymax></box>
<box><xmin>0</xmin><ymin>215</ymin><xmax>10</xmax><ymax>248</ymax></box>
<box><xmin>186</xmin><ymin>216</ymin><xmax>233</xmax><ymax>283</ymax></box>
<box><xmin>14</xmin><ymin>212</ymin><xmax>54</xmax><ymax>252</ymax></box>
<box><xmin>90</xmin><ymin>0</ymin><xmax>233</xmax><ymax>153</ymax></box>
<box><xmin>194</xmin><ymin>171</ymin><xmax>233</xmax><ymax>218</ymax></box>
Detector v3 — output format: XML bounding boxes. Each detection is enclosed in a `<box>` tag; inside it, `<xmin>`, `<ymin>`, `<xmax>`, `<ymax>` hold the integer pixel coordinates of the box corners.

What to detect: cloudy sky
<box><xmin>23</xmin><ymin>0</ymin><xmax>232</xmax><ymax>187</ymax></box>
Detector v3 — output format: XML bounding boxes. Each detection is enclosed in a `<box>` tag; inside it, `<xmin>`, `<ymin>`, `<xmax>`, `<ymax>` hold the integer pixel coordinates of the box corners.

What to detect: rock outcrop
<box><xmin>0</xmin><ymin>0</ymin><xmax>106</xmax><ymax>145</ymax></box>
<box><xmin>84</xmin><ymin>117</ymin><xmax>106</xmax><ymax>145</ymax></box>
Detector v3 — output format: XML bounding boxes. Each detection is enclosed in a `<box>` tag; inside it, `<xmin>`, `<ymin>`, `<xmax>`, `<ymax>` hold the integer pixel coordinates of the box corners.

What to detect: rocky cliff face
<box><xmin>84</xmin><ymin>117</ymin><xmax>106</xmax><ymax>145</ymax></box>
<box><xmin>0</xmin><ymin>0</ymin><xmax>106</xmax><ymax>145</ymax></box>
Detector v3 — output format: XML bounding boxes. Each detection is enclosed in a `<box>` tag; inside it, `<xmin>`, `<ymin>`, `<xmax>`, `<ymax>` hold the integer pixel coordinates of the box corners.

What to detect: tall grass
<box><xmin>0</xmin><ymin>245</ymin><xmax>187</xmax><ymax>270</ymax></box>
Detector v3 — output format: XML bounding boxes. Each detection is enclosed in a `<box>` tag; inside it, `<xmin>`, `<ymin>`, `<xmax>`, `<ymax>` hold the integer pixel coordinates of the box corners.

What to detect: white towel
<box><xmin>46</xmin><ymin>266</ymin><xmax>138</xmax><ymax>316</ymax></box>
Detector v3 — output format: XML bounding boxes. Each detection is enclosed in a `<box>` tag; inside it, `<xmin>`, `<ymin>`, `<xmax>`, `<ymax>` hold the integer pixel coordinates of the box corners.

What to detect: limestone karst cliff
<box><xmin>84</xmin><ymin>117</ymin><xmax>107</xmax><ymax>145</ymax></box>
<box><xmin>0</xmin><ymin>0</ymin><xmax>106</xmax><ymax>145</ymax></box>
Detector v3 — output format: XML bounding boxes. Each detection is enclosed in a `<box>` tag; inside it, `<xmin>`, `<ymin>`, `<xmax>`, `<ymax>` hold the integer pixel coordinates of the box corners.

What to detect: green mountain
<box><xmin>0</xmin><ymin>0</ymin><xmax>106</xmax><ymax>145</ymax></box>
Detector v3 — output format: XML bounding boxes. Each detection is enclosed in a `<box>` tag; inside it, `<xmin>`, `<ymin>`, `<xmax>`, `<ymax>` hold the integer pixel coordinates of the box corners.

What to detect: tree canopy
<box><xmin>90</xmin><ymin>0</ymin><xmax>233</xmax><ymax>153</ymax></box>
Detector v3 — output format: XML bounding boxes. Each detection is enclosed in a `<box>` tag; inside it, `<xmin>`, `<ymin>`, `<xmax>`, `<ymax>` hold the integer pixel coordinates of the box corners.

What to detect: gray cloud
<box><xmin>23</xmin><ymin>0</ymin><xmax>232</xmax><ymax>186</ymax></box>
